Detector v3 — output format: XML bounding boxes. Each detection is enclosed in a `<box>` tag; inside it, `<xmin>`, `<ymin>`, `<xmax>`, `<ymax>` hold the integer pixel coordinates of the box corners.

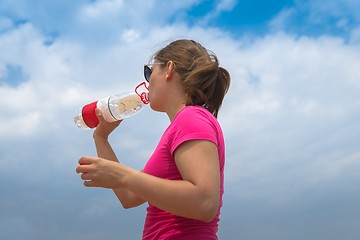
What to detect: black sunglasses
<box><xmin>143</xmin><ymin>63</ymin><xmax>165</xmax><ymax>82</ymax></box>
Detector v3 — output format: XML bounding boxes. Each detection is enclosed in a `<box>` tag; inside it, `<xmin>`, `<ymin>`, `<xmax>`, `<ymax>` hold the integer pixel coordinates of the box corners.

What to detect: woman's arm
<box><xmin>91</xmin><ymin>109</ymin><xmax>146</xmax><ymax>208</ymax></box>
<box><xmin>78</xmin><ymin>139</ymin><xmax>220</xmax><ymax>222</ymax></box>
<box><xmin>93</xmin><ymin>134</ymin><xmax>146</xmax><ymax>208</ymax></box>
<box><xmin>129</xmin><ymin>140</ymin><xmax>220</xmax><ymax>222</ymax></box>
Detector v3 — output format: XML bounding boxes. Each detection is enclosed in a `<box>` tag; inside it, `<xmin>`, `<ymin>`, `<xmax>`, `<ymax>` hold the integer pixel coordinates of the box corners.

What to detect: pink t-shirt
<box><xmin>142</xmin><ymin>106</ymin><xmax>225</xmax><ymax>240</ymax></box>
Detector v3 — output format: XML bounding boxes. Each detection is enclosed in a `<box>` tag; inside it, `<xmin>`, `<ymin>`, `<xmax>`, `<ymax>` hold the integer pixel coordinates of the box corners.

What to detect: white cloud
<box><xmin>305</xmin><ymin>0</ymin><xmax>360</xmax><ymax>21</ymax></box>
<box><xmin>80</xmin><ymin>0</ymin><xmax>124</xmax><ymax>18</ymax></box>
<box><xmin>0</xmin><ymin>23</ymin><xmax>82</xmax><ymax>137</ymax></box>
<box><xmin>121</xmin><ymin>28</ymin><xmax>141</xmax><ymax>43</ymax></box>
<box><xmin>0</xmin><ymin>16</ymin><xmax>13</xmax><ymax>32</ymax></box>
<box><xmin>220</xmin><ymin>32</ymin><xmax>360</xmax><ymax>203</ymax></box>
<box><xmin>189</xmin><ymin>0</ymin><xmax>238</xmax><ymax>26</ymax></box>
<box><xmin>216</xmin><ymin>0</ymin><xmax>238</xmax><ymax>12</ymax></box>
<box><xmin>1</xmin><ymin>19</ymin><xmax>359</xmax><ymax>193</ymax></box>
<box><xmin>350</xmin><ymin>27</ymin><xmax>360</xmax><ymax>43</ymax></box>
<box><xmin>1</xmin><ymin>2</ymin><xmax>360</xmax><ymax>239</ymax></box>
<box><xmin>268</xmin><ymin>0</ymin><xmax>360</xmax><ymax>37</ymax></box>
<box><xmin>268</xmin><ymin>8</ymin><xmax>295</xmax><ymax>31</ymax></box>
<box><xmin>0</xmin><ymin>85</ymin><xmax>40</xmax><ymax>136</ymax></box>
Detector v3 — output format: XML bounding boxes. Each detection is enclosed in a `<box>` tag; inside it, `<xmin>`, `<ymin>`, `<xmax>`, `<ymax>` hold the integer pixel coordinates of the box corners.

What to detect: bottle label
<box><xmin>82</xmin><ymin>101</ymin><xmax>99</xmax><ymax>128</ymax></box>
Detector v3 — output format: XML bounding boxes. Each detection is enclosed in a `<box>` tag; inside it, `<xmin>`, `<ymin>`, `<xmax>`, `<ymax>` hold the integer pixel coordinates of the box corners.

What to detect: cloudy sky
<box><xmin>1</xmin><ymin>0</ymin><xmax>360</xmax><ymax>239</ymax></box>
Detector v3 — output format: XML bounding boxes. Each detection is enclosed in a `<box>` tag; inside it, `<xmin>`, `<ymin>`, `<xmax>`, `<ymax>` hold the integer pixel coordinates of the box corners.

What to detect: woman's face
<box><xmin>148</xmin><ymin>64</ymin><xmax>167</xmax><ymax>112</ymax></box>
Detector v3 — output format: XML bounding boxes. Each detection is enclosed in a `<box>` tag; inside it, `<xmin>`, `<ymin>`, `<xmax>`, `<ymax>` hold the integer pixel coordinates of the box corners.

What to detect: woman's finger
<box><xmin>78</xmin><ymin>156</ymin><xmax>96</xmax><ymax>165</ymax></box>
<box><xmin>83</xmin><ymin>179</ymin><xmax>99</xmax><ymax>187</ymax></box>
<box><xmin>95</xmin><ymin>108</ymin><xmax>106</xmax><ymax>122</ymax></box>
<box><xmin>76</xmin><ymin>165</ymin><xmax>89</xmax><ymax>174</ymax></box>
<box><xmin>80</xmin><ymin>172</ymin><xmax>93</xmax><ymax>180</ymax></box>
<box><xmin>76</xmin><ymin>159</ymin><xmax>94</xmax><ymax>173</ymax></box>
<box><xmin>83</xmin><ymin>180</ymin><xmax>94</xmax><ymax>187</ymax></box>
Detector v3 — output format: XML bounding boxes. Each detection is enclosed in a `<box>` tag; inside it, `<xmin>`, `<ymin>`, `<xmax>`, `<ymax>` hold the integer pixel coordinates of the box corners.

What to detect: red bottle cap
<box><xmin>82</xmin><ymin>101</ymin><xmax>99</xmax><ymax>128</ymax></box>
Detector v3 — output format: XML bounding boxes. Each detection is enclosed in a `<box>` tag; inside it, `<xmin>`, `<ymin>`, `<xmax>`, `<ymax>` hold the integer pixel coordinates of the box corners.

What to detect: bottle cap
<box><xmin>82</xmin><ymin>101</ymin><xmax>99</xmax><ymax>128</ymax></box>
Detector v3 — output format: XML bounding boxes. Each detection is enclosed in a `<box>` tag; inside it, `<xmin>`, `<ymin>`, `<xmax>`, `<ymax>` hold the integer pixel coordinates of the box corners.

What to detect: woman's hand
<box><xmin>93</xmin><ymin>108</ymin><xmax>122</xmax><ymax>140</ymax></box>
<box><xmin>76</xmin><ymin>156</ymin><xmax>133</xmax><ymax>188</ymax></box>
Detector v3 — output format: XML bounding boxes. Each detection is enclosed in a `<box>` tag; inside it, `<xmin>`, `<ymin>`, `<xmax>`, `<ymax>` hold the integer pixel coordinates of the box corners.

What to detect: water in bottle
<box><xmin>74</xmin><ymin>82</ymin><xmax>149</xmax><ymax>130</ymax></box>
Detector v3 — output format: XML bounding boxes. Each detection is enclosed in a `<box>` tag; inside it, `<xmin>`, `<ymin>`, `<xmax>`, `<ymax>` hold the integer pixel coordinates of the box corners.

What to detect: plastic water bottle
<box><xmin>74</xmin><ymin>82</ymin><xmax>149</xmax><ymax>130</ymax></box>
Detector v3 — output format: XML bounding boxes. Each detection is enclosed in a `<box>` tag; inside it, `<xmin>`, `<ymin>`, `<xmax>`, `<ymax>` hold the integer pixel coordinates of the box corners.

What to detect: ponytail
<box><xmin>154</xmin><ymin>39</ymin><xmax>231</xmax><ymax>117</ymax></box>
<box><xmin>182</xmin><ymin>54</ymin><xmax>230</xmax><ymax>118</ymax></box>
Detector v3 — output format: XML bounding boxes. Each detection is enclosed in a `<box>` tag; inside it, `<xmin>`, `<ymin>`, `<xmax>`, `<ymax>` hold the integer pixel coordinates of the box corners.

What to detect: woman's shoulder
<box><xmin>177</xmin><ymin>105</ymin><xmax>214</xmax><ymax>120</ymax></box>
<box><xmin>174</xmin><ymin>106</ymin><xmax>220</xmax><ymax>131</ymax></box>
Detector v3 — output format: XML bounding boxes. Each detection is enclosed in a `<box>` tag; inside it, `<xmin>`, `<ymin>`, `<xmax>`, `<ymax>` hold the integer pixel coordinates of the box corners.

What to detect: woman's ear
<box><xmin>165</xmin><ymin>61</ymin><xmax>175</xmax><ymax>80</ymax></box>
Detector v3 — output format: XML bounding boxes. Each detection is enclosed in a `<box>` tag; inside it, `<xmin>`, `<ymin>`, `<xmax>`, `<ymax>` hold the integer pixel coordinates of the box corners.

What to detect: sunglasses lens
<box><xmin>144</xmin><ymin>66</ymin><xmax>152</xmax><ymax>82</ymax></box>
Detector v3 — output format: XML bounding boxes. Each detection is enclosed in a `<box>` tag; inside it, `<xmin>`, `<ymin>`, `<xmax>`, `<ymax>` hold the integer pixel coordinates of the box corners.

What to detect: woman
<box><xmin>76</xmin><ymin>39</ymin><xmax>231</xmax><ymax>239</ymax></box>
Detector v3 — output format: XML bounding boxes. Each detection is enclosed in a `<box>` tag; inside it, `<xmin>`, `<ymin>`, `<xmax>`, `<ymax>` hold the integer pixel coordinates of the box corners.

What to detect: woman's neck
<box><xmin>166</xmin><ymin>103</ymin><xmax>186</xmax><ymax>122</ymax></box>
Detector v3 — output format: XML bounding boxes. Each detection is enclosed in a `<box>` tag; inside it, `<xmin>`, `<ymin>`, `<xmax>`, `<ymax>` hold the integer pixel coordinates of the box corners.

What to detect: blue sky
<box><xmin>1</xmin><ymin>0</ymin><xmax>360</xmax><ymax>239</ymax></box>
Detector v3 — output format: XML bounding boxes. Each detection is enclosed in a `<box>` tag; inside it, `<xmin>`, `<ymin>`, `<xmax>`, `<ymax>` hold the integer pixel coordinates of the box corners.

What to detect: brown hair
<box><xmin>153</xmin><ymin>39</ymin><xmax>231</xmax><ymax>118</ymax></box>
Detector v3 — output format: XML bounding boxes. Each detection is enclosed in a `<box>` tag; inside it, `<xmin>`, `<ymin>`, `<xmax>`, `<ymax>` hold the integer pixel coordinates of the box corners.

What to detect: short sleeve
<box><xmin>168</xmin><ymin>107</ymin><xmax>218</xmax><ymax>155</ymax></box>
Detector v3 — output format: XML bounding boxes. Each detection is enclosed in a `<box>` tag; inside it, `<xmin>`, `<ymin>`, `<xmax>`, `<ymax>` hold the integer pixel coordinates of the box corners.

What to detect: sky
<box><xmin>0</xmin><ymin>0</ymin><xmax>360</xmax><ymax>239</ymax></box>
